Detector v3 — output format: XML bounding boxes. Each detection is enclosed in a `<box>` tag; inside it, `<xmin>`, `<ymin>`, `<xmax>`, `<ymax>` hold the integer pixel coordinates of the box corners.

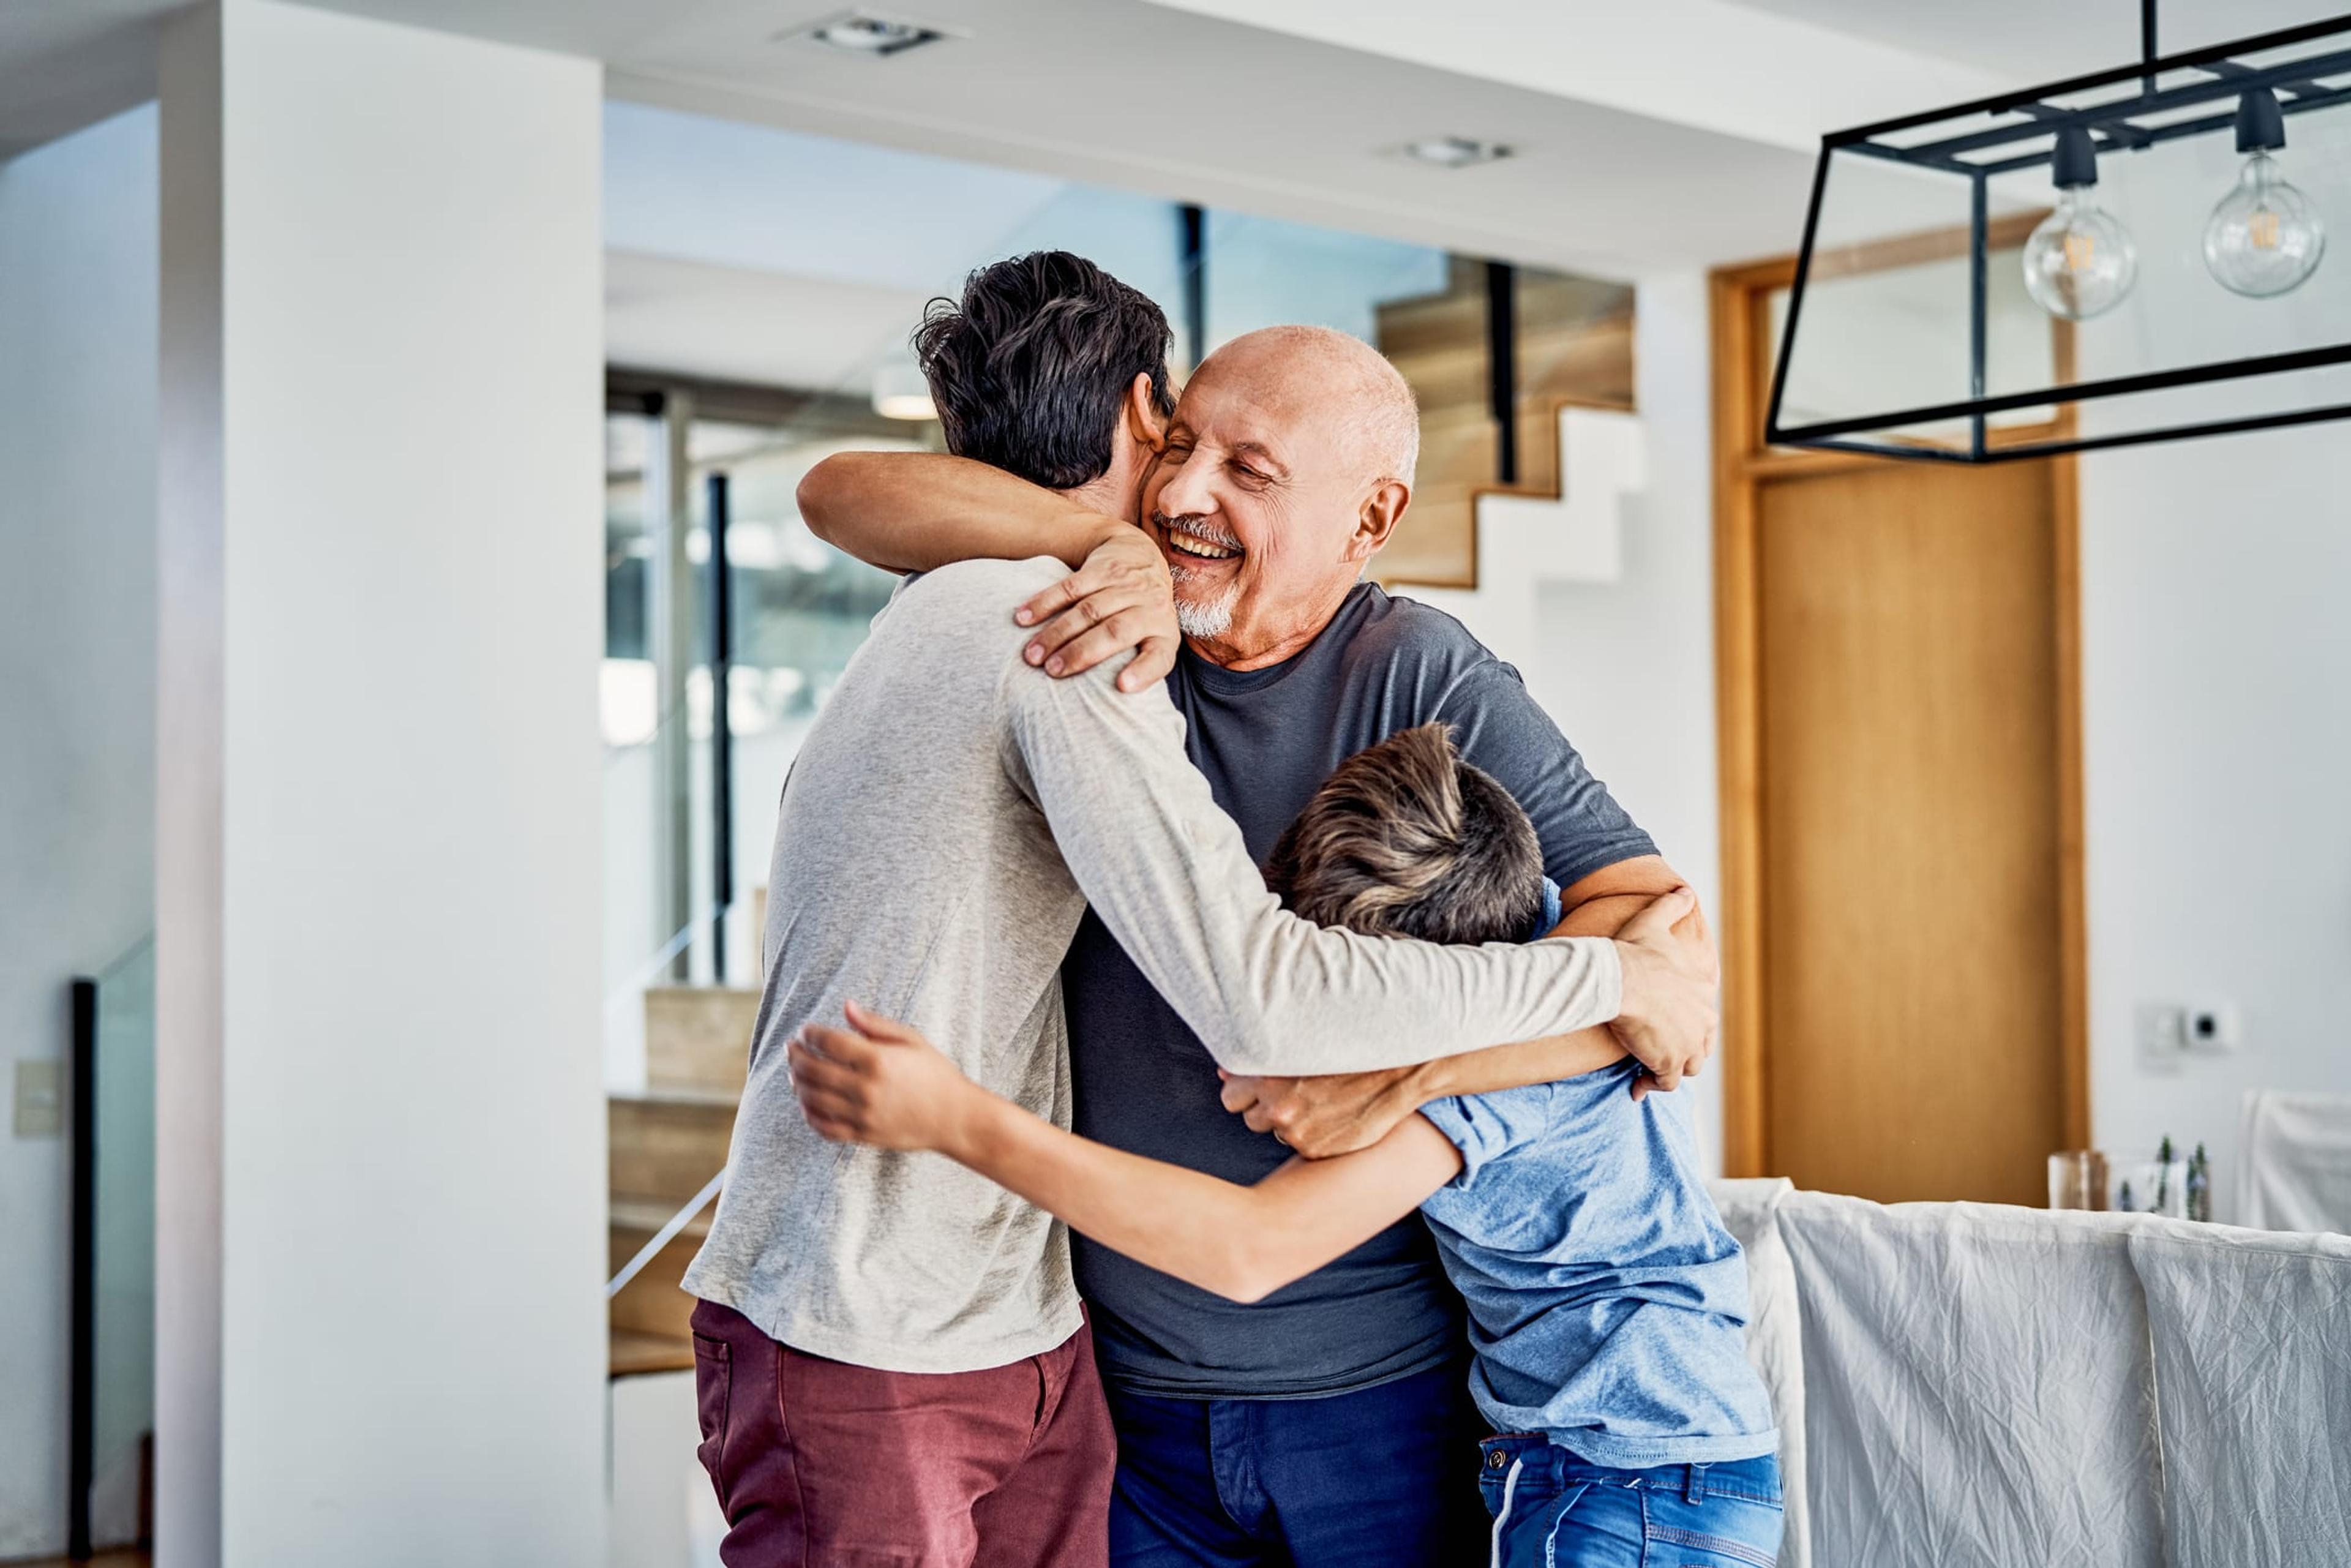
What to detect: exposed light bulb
<box><xmin>2022</xmin><ymin>126</ymin><xmax>2137</xmax><ymax>321</ymax></box>
<box><xmin>2202</xmin><ymin>90</ymin><xmax>2325</xmax><ymax>299</ymax></box>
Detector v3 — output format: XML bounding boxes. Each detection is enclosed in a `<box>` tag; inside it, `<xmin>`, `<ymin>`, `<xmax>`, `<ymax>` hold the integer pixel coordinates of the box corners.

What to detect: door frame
<box><xmin>1709</xmin><ymin>253</ymin><xmax>2091</xmax><ymax>1178</ymax></box>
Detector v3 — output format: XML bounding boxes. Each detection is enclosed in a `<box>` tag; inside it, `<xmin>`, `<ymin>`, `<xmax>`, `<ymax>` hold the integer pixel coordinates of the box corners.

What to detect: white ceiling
<box><xmin>6</xmin><ymin>0</ymin><xmax>2342</xmax><ymax>386</ymax></box>
<box><xmin>1734</xmin><ymin>0</ymin><xmax>2341</xmax><ymax>82</ymax></box>
<box><xmin>604</xmin><ymin>249</ymin><xmax>936</xmax><ymax>389</ymax></box>
<box><xmin>0</xmin><ymin>0</ymin><xmax>1832</xmax><ymax>274</ymax></box>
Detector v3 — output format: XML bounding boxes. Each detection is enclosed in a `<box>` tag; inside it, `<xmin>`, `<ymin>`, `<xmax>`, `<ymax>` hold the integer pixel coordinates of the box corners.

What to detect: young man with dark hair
<box><xmin>681</xmin><ymin>255</ymin><xmax>1717</xmax><ymax>1567</ymax></box>
<box><xmin>791</xmin><ymin>724</ymin><xmax>1783</xmax><ymax>1568</ymax></box>
<box><xmin>912</xmin><ymin>249</ymin><xmax>1177</xmax><ymax>492</ymax></box>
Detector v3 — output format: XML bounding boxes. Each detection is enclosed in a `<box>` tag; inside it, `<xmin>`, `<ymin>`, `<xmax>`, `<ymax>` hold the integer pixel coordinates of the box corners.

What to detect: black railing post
<box><xmin>706</xmin><ymin>471</ymin><xmax>733</xmax><ymax>985</ymax></box>
<box><xmin>1179</xmin><ymin>203</ymin><xmax>1207</xmax><ymax>375</ymax></box>
<box><xmin>1485</xmin><ymin>260</ymin><xmax>1520</xmax><ymax>487</ymax></box>
<box><xmin>1969</xmin><ymin>170</ymin><xmax>1989</xmax><ymax>460</ymax></box>
<box><xmin>68</xmin><ymin>978</ymin><xmax>96</xmax><ymax>1562</ymax></box>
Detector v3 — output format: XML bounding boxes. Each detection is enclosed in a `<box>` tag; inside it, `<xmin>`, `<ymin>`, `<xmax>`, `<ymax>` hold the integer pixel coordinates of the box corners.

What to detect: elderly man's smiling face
<box><xmin>1141</xmin><ymin>326</ymin><xmax>1419</xmax><ymax>671</ymax></box>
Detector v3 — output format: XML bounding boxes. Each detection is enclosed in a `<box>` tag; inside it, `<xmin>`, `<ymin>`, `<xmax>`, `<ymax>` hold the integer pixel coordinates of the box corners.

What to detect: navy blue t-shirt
<box><xmin>1065</xmin><ymin>583</ymin><xmax>1657</xmax><ymax>1399</ymax></box>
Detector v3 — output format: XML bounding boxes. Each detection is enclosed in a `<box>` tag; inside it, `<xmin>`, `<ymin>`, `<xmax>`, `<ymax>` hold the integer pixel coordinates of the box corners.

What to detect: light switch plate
<box><xmin>2135</xmin><ymin>1002</ymin><xmax>2186</xmax><ymax>1071</ymax></box>
<box><xmin>14</xmin><ymin>1059</ymin><xmax>64</xmax><ymax>1138</ymax></box>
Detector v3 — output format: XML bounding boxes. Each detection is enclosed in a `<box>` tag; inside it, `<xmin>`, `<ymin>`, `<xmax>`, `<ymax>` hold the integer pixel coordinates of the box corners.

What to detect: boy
<box><xmin>792</xmin><ymin>725</ymin><xmax>1782</xmax><ymax>1568</ymax></box>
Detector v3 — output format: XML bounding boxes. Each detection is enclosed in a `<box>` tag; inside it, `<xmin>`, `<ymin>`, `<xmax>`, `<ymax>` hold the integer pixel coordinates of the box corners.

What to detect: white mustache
<box><xmin>1154</xmin><ymin>512</ymin><xmax>1243</xmax><ymax>552</ymax></box>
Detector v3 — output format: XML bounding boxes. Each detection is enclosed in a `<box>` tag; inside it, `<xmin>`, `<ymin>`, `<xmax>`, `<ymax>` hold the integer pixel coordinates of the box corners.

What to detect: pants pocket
<box><xmin>1643</xmin><ymin>1492</ymin><xmax>1784</xmax><ymax>1568</ymax></box>
<box><xmin>691</xmin><ymin>1332</ymin><xmax>733</xmax><ymax>1507</ymax></box>
<box><xmin>1491</xmin><ymin>1478</ymin><xmax>1594</xmax><ymax>1568</ymax></box>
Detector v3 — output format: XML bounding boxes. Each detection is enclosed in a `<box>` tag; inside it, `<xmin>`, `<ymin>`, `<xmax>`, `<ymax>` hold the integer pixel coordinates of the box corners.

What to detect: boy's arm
<box><xmin>797</xmin><ymin>452</ymin><xmax>1119</xmax><ymax>574</ymax></box>
<box><xmin>792</xmin><ymin>1007</ymin><xmax>1462</xmax><ymax>1304</ymax></box>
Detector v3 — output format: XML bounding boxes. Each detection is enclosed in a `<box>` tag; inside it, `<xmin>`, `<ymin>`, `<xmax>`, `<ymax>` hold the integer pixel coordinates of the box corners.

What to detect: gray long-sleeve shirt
<box><xmin>681</xmin><ymin>558</ymin><xmax>1624</xmax><ymax>1374</ymax></box>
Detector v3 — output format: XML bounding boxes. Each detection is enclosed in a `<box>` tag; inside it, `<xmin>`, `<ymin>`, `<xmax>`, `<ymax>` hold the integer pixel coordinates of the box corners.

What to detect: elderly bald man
<box><xmin>799</xmin><ymin>321</ymin><xmax>1716</xmax><ymax>1567</ymax></box>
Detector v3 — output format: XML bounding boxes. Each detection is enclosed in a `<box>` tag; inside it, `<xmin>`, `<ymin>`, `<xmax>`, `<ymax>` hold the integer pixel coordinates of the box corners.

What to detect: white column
<box><xmin>156</xmin><ymin>6</ymin><xmax>606</xmax><ymax>1564</ymax></box>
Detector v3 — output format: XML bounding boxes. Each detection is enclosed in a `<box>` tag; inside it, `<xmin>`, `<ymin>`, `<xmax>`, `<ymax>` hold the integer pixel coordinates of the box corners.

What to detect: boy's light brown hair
<box><xmin>1262</xmin><ymin>722</ymin><xmax>1545</xmax><ymax>947</ymax></box>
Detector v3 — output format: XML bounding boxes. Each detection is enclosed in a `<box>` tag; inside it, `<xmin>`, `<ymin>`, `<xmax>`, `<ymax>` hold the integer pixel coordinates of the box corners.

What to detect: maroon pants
<box><xmin>690</xmin><ymin>1299</ymin><xmax>1114</xmax><ymax>1568</ymax></box>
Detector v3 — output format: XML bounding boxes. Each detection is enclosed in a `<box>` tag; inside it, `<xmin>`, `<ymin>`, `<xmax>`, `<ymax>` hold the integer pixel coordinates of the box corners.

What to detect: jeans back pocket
<box><xmin>691</xmin><ymin>1333</ymin><xmax>733</xmax><ymax>1504</ymax></box>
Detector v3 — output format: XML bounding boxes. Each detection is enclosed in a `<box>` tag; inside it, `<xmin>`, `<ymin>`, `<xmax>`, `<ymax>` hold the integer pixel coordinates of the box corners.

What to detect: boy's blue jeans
<box><xmin>1480</xmin><ymin>1437</ymin><xmax>1784</xmax><ymax>1568</ymax></box>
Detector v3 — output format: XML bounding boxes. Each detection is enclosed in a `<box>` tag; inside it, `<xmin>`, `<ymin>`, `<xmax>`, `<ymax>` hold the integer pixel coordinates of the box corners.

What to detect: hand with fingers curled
<box><xmin>789</xmin><ymin>1000</ymin><xmax>982</xmax><ymax>1157</ymax></box>
<box><xmin>1013</xmin><ymin>523</ymin><xmax>1179</xmax><ymax>692</ymax></box>
<box><xmin>1215</xmin><ymin>1065</ymin><xmax>1426</xmax><ymax>1161</ymax></box>
<box><xmin>1606</xmin><ymin>888</ymin><xmax>1719</xmax><ymax>1095</ymax></box>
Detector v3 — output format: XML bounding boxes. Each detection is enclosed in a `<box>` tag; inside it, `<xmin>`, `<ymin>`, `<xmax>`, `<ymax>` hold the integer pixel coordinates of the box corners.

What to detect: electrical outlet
<box><xmin>2184</xmin><ymin>1002</ymin><xmax>2241</xmax><ymax>1054</ymax></box>
<box><xmin>13</xmin><ymin>1059</ymin><xmax>62</xmax><ymax>1138</ymax></box>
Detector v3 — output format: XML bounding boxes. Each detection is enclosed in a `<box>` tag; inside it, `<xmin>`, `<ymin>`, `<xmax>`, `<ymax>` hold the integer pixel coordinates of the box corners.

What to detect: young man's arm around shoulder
<box><xmin>792</xmin><ymin>1004</ymin><xmax>1464</xmax><ymax>1304</ymax></box>
<box><xmin>799</xmin><ymin>452</ymin><xmax>1180</xmax><ymax>692</ymax></box>
<box><xmin>998</xmin><ymin>652</ymin><xmax>1716</xmax><ymax>1081</ymax></box>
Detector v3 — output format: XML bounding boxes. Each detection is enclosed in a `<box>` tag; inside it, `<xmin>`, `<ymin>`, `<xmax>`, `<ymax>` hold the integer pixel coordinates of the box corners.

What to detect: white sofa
<box><xmin>1706</xmin><ymin>1180</ymin><xmax>2351</xmax><ymax>1568</ymax></box>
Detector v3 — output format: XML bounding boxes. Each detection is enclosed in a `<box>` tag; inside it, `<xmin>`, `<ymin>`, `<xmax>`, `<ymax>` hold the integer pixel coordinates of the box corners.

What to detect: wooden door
<box><xmin>1714</xmin><ymin>258</ymin><xmax>2088</xmax><ymax>1206</ymax></box>
<box><xmin>1756</xmin><ymin>461</ymin><xmax>2066</xmax><ymax>1202</ymax></box>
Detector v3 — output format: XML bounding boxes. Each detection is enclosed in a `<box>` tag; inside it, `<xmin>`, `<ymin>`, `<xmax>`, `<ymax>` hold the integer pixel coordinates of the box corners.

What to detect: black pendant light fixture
<box><xmin>1764</xmin><ymin>5</ymin><xmax>2350</xmax><ymax>463</ymax></box>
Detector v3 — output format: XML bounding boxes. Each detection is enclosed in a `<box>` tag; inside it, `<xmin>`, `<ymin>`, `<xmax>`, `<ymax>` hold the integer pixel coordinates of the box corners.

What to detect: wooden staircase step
<box><xmin>645</xmin><ymin>985</ymin><xmax>760</xmax><ymax>1096</ymax></box>
<box><xmin>610</xmin><ymin>1196</ymin><xmax>717</xmax><ymax>1239</ymax></box>
<box><xmin>609</xmin><ymin>1214</ymin><xmax>703</xmax><ymax>1341</ymax></box>
<box><xmin>610</xmin><ymin>1324</ymin><xmax>695</xmax><ymax>1379</ymax></box>
<box><xmin>609</xmin><ymin>1089</ymin><xmax>737</xmax><ymax>1208</ymax></box>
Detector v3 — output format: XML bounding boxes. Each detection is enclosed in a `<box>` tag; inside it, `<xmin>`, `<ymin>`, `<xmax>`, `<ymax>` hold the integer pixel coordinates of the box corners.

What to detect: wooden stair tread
<box><xmin>610</xmin><ymin>1083</ymin><xmax>740</xmax><ymax>1109</ymax></box>
<box><xmin>610</xmin><ymin>1092</ymin><xmax>738</xmax><ymax>1209</ymax></box>
<box><xmin>610</xmin><ymin>1196</ymin><xmax>718</xmax><ymax>1237</ymax></box>
<box><xmin>610</xmin><ymin>1326</ymin><xmax>695</xmax><ymax>1378</ymax></box>
<box><xmin>645</xmin><ymin>985</ymin><xmax>760</xmax><ymax>1097</ymax></box>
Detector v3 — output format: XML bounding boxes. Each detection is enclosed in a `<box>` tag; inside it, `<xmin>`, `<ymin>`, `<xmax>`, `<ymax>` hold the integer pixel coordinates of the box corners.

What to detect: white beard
<box><xmin>1170</xmin><ymin>570</ymin><xmax>1239</xmax><ymax>640</ymax></box>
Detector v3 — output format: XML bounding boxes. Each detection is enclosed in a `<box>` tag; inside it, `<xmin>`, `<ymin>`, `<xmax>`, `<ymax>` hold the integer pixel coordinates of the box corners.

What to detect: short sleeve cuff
<box><xmin>1417</xmin><ymin>1095</ymin><xmax>1539</xmax><ymax>1190</ymax></box>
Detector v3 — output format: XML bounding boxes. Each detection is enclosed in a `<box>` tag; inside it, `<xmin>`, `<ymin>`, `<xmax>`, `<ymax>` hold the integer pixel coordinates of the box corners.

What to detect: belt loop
<box><xmin>1684</xmin><ymin>1463</ymin><xmax>1708</xmax><ymax>1505</ymax></box>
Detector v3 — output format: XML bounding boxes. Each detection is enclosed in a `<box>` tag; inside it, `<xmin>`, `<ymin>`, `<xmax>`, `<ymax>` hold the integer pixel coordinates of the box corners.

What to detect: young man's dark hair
<box><xmin>913</xmin><ymin>250</ymin><xmax>1177</xmax><ymax>490</ymax></box>
<box><xmin>1264</xmin><ymin>722</ymin><xmax>1546</xmax><ymax>947</ymax></box>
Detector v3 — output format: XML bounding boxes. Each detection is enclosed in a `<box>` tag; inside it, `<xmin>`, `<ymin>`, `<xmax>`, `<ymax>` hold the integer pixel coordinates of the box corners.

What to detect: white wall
<box><xmin>0</xmin><ymin>102</ymin><xmax>157</xmax><ymax>1560</ymax></box>
<box><xmin>2079</xmin><ymin>429</ymin><xmax>2351</xmax><ymax>1221</ymax></box>
<box><xmin>156</xmin><ymin>4</ymin><xmax>607</xmax><ymax>1563</ymax></box>
<box><xmin>1529</xmin><ymin>271</ymin><xmax>1727</xmax><ymax>1170</ymax></box>
<box><xmin>1602</xmin><ymin>269</ymin><xmax>2350</xmax><ymax>1214</ymax></box>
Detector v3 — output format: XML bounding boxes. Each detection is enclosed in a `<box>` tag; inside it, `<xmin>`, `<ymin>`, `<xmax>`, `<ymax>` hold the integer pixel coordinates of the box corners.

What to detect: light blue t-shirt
<box><xmin>1417</xmin><ymin>1048</ymin><xmax>1779</xmax><ymax>1468</ymax></box>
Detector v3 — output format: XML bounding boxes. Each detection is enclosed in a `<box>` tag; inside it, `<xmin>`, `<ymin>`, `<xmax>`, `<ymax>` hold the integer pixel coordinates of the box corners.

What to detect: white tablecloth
<box><xmin>2129</xmin><ymin>1219</ymin><xmax>2351</xmax><ymax>1568</ymax></box>
<box><xmin>1774</xmin><ymin>1193</ymin><xmax>2165</xmax><ymax>1568</ymax></box>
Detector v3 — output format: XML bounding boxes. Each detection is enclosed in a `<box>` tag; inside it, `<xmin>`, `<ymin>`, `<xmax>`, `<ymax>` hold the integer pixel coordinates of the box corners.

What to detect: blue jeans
<box><xmin>1480</xmin><ymin>1439</ymin><xmax>1783</xmax><ymax>1568</ymax></box>
<box><xmin>1104</xmin><ymin>1360</ymin><xmax>1488</xmax><ymax>1566</ymax></box>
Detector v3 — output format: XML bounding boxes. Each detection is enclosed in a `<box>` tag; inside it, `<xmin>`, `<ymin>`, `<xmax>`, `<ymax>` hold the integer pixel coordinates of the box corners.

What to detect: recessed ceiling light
<box><xmin>785</xmin><ymin>12</ymin><xmax>950</xmax><ymax>58</ymax></box>
<box><xmin>1397</xmin><ymin>136</ymin><xmax>1513</xmax><ymax>169</ymax></box>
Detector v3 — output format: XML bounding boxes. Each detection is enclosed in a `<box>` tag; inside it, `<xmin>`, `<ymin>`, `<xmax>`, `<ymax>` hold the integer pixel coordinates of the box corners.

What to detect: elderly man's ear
<box><xmin>1125</xmin><ymin>371</ymin><xmax>1171</xmax><ymax>453</ymax></box>
<box><xmin>1345</xmin><ymin>479</ymin><xmax>1411</xmax><ymax>563</ymax></box>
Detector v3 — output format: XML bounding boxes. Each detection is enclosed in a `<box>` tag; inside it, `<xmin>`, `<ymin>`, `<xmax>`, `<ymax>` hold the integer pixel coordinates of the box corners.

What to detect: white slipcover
<box><xmin>1706</xmin><ymin>1177</ymin><xmax>1811</xmax><ymax>1568</ymax></box>
<box><xmin>2128</xmin><ymin>1219</ymin><xmax>2351</xmax><ymax>1568</ymax></box>
<box><xmin>2237</xmin><ymin>1089</ymin><xmax>2351</xmax><ymax>1233</ymax></box>
<box><xmin>1774</xmin><ymin>1194</ymin><xmax>2164</xmax><ymax>1568</ymax></box>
